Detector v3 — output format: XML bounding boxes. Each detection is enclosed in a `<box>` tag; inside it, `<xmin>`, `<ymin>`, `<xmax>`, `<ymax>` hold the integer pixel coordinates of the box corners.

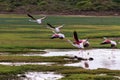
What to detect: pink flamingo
<box><xmin>67</xmin><ymin>31</ymin><xmax>91</xmax><ymax>69</ymax></box>
<box><xmin>67</xmin><ymin>31</ymin><xmax>90</xmax><ymax>49</ymax></box>
<box><xmin>51</xmin><ymin>31</ymin><xmax>65</xmax><ymax>39</ymax></box>
<box><xmin>100</xmin><ymin>37</ymin><xmax>117</xmax><ymax>48</ymax></box>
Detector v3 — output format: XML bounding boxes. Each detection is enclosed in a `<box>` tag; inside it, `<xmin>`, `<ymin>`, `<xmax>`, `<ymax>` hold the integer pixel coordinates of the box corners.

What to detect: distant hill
<box><xmin>0</xmin><ymin>0</ymin><xmax>120</xmax><ymax>15</ymax></box>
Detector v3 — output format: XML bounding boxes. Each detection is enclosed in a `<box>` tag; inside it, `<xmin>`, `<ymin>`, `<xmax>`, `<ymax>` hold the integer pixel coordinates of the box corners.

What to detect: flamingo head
<box><xmin>111</xmin><ymin>44</ymin><xmax>116</xmax><ymax>48</ymax></box>
<box><xmin>84</xmin><ymin>43</ymin><xmax>89</xmax><ymax>47</ymax></box>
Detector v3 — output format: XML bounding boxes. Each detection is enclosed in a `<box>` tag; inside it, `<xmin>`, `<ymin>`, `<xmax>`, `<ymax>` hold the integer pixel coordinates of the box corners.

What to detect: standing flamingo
<box><xmin>100</xmin><ymin>37</ymin><xmax>117</xmax><ymax>48</ymax></box>
<box><xmin>67</xmin><ymin>31</ymin><xmax>90</xmax><ymax>49</ymax></box>
<box><xmin>47</xmin><ymin>23</ymin><xmax>64</xmax><ymax>33</ymax></box>
<box><xmin>27</xmin><ymin>14</ymin><xmax>46</xmax><ymax>24</ymax></box>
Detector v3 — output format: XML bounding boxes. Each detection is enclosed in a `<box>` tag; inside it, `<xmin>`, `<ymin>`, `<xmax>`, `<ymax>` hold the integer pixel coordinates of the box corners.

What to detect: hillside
<box><xmin>0</xmin><ymin>0</ymin><xmax>120</xmax><ymax>15</ymax></box>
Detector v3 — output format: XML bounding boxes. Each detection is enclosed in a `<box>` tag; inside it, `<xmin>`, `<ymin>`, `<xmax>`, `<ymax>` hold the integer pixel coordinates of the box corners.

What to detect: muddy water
<box><xmin>42</xmin><ymin>49</ymin><xmax>120</xmax><ymax>70</ymax></box>
<box><xmin>18</xmin><ymin>72</ymin><xmax>63</xmax><ymax>80</ymax></box>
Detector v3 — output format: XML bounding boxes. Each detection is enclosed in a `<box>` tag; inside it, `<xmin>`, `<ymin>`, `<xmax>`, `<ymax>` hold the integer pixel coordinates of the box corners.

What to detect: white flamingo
<box><xmin>51</xmin><ymin>31</ymin><xmax>65</xmax><ymax>39</ymax></box>
<box><xmin>67</xmin><ymin>31</ymin><xmax>90</xmax><ymax>49</ymax></box>
<box><xmin>47</xmin><ymin>23</ymin><xmax>64</xmax><ymax>33</ymax></box>
<box><xmin>27</xmin><ymin>14</ymin><xmax>46</xmax><ymax>24</ymax></box>
<box><xmin>100</xmin><ymin>37</ymin><xmax>117</xmax><ymax>48</ymax></box>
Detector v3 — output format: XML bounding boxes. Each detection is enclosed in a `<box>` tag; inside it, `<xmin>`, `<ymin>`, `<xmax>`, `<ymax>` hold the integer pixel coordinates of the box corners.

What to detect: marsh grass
<box><xmin>0</xmin><ymin>56</ymin><xmax>77</xmax><ymax>63</ymax></box>
<box><xmin>61</xmin><ymin>74</ymin><xmax>119</xmax><ymax>80</ymax></box>
<box><xmin>0</xmin><ymin>65</ymin><xmax>119</xmax><ymax>75</ymax></box>
<box><xmin>0</xmin><ymin>14</ymin><xmax>120</xmax><ymax>79</ymax></box>
<box><xmin>0</xmin><ymin>15</ymin><xmax>120</xmax><ymax>50</ymax></box>
<box><xmin>0</xmin><ymin>65</ymin><xmax>119</xmax><ymax>80</ymax></box>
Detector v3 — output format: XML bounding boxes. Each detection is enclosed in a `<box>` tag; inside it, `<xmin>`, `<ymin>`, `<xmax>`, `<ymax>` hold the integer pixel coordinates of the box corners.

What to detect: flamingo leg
<box><xmin>111</xmin><ymin>49</ymin><xmax>116</xmax><ymax>58</ymax></box>
<box><xmin>78</xmin><ymin>49</ymin><xmax>84</xmax><ymax>57</ymax></box>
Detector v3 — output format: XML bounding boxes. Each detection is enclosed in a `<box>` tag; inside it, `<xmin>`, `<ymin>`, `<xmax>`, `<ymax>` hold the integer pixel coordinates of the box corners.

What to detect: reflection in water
<box><xmin>41</xmin><ymin>49</ymin><xmax>120</xmax><ymax>70</ymax></box>
<box><xmin>0</xmin><ymin>49</ymin><xmax>120</xmax><ymax>70</ymax></box>
<box><xmin>64</xmin><ymin>49</ymin><xmax>120</xmax><ymax>70</ymax></box>
<box><xmin>84</xmin><ymin>62</ymin><xmax>89</xmax><ymax>68</ymax></box>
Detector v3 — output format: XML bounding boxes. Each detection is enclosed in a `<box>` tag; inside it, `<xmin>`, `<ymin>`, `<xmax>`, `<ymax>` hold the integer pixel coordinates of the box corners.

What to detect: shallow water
<box><xmin>18</xmin><ymin>72</ymin><xmax>63</xmax><ymax>80</ymax></box>
<box><xmin>0</xmin><ymin>62</ymin><xmax>54</xmax><ymax>66</ymax></box>
<box><xmin>0</xmin><ymin>49</ymin><xmax>120</xmax><ymax>70</ymax></box>
<box><xmin>42</xmin><ymin>49</ymin><xmax>120</xmax><ymax>70</ymax></box>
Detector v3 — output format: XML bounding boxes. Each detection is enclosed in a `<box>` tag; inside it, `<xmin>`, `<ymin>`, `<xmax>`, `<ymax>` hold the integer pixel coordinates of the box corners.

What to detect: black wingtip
<box><xmin>73</xmin><ymin>31</ymin><xmax>79</xmax><ymax>42</ymax></box>
<box><xmin>27</xmin><ymin>13</ymin><xmax>36</xmax><ymax>20</ymax></box>
<box><xmin>74</xmin><ymin>31</ymin><xmax>76</xmax><ymax>33</ymax></box>
<box><xmin>47</xmin><ymin>23</ymin><xmax>50</xmax><ymax>25</ymax></box>
<box><xmin>47</xmin><ymin>23</ymin><xmax>49</xmax><ymax>25</ymax></box>
<box><xmin>27</xmin><ymin>13</ymin><xmax>31</xmax><ymax>17</ymax></box>
<box><xmin>73</xmin><ymin>31</ymin><xmax>77</xmax><ymax>36</ymax></box>
<box><xmin>46</xmin><ymin>23</ymin><xmax>55</xmax><ymax>28</ymax></box>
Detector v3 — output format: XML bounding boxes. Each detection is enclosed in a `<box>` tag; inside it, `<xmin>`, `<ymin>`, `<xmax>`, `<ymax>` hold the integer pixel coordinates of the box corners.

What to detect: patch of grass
<box><xmin>0</xmin><ymin>65</ymin><xmax>119</xmax><ymax>80</ymax></box>
<box><xmin>61</xmin><ymin>74</ymin><xmax>119</xmax><ymax>80</ymax></box>
<box><xmin>0</xmin><ymin>56</ymin><xmax>77</xmax><ymax>63</ymax></box>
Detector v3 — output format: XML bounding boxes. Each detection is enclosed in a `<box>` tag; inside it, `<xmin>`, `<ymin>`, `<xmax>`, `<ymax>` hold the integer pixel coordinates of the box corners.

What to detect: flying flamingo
<box><xmin>47</xmin><ymin>23</ymin><xmax>64</xmax><ymax>33</ymax></box>
<box><xmin>100</xmin><ymin>37</ymin><xmax>117</xmax><ymax>48</ymax></box>
<box><xmin>51</xmin><ymin>31</ymin><xmax>65</xmax><ymax>39</ymax></box>
<box><xmin>67</xmin><ymin>31</ymin><xmax>91</xmax><ymax>69</ymax></box>
<box><xmin>27</xmin><ymin>14</ymin><xmax>46</xmax><ymax>24</ymax></box>
<box><xmin>67</xmin><ymin>31</ymin><xmax>90</xmax><ymax>49</ymax></box>
<box><xmin>67</xmin><ymin>31</ymin><xmax>90</xmax><ymax>60</ymax></box>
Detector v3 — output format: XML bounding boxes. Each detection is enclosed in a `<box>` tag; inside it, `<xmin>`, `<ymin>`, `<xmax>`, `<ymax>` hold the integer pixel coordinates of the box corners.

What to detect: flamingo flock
<box><xmin>27</xmin><ymin>14</ymin><xmax>118</xmax><ymax>48</ymax></box>
<box><xmin>27</xmin><ymin>14</ymin><xmax>118</xmax><ymax>69</ymax></box>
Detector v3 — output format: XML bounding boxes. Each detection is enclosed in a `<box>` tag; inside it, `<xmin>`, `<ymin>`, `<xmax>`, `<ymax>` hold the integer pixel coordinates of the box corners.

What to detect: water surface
<box><xmin>0</xmin><ymin>62</ymin><xmax>54</xmax><ymax>66</ymax></box>
<box><xmin>18</xmin><ymin>72</ymin><xmax>63</xmax><ymax>80</ymax></box>
<box><xmin>43</xmin><ymin>49</ymin><xmax>120</xmax><ymax>70</ymax></box>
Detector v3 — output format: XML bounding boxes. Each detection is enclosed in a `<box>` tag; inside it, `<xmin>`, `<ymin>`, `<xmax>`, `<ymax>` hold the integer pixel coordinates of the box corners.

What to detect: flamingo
<box><xmin>51</xmin><ymin>31</ymin><xmax>65</xmax><ymax>39</ymax></box>
<box><xmin>47</xmin><ymin>23</ymin><xmax>64</xmax><ymax>33</ymax></box>
<box><xmin>67</xmin><ymin>31</ymin><xmax>91</xmax><ymax>69</ymax></box>
<box><xmin>27</xmin><ymin>14</ymin><xmax>46</xmax><ymax>24</ymax></box>
<box><xmin>100</xmin><ymin>37</ymin><xmax>117</xmax><ymax>48</ymax></box>
<box><xmin>67</xmin><ymin>31</ymin><xmax>90</xmax><ymax>49</ymax></box>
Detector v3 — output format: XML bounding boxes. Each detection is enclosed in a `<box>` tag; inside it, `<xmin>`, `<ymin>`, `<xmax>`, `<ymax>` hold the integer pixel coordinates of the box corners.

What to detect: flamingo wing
<box><xmin>27</xmin><ymin>14</ymin><xmax>36</xmax><ymax>20</ymax></box>
<box><xmin>47</xmin><ymin>23</ymin><xmax>55</xmax><ymax>28</ymax></box>
<box><xmin>73</xmin><ymin>31</ymin><xmax>79</xmax><ymax>42</ymax></box>
<box><xmin>40</xmin><ymin>16</ymin><xmax>46</xmax><ymax>20</ymax></box>
<box><xmin>57</xmin><ymin>24</ymin><xmax>64</xmax><ymax>29</ymax></box>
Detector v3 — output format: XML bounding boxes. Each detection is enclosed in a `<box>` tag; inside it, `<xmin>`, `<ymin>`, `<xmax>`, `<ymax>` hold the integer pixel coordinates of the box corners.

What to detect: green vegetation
<box><xmin>0</xmin><ymin>56</ymin><xmax>77</xmax><ymax>63</ymax></box>
<box><xmin>0</xmin><ymin>0</ymin><xmax>119</xmax><ymax>13</ymax></box>
<box><xmin>0</xmin><ymin>65</ymin><xmax>119</xmax><ymax>80</ymax></box>
<box><xmin>0</xmin><ymin>14</ymin><xmax>120</xmax><ymax>79</ymax></box>
<box><xmin>0</xmin><ymin>14</ymin><xmax>120</xmax><ymax>50</ymax></box>
<box><xmin>61</xmin><ymin>74</ymin><xmax>118</xmax><ymax>80</ymax></box>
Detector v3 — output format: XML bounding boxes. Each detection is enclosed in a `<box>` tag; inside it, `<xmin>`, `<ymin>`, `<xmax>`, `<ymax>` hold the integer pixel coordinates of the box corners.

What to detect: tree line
<box><xmin>0</xmin><ymin>0</ymin><xmax>119</xmax><ymax>13</ymax></box>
